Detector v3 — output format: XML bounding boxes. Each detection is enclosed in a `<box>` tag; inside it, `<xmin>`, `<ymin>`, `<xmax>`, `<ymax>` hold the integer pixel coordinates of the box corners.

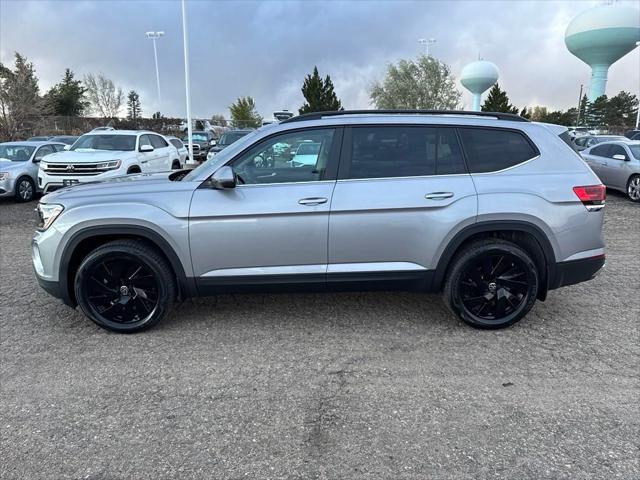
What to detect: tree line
<box><xmin>2</xmin><ymin>50</ymin><xmax>637</xmax><ymax>141</ymax></box>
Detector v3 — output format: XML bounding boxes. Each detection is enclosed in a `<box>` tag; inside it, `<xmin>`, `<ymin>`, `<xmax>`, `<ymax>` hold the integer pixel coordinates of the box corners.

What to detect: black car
<box><xmin>207</xmin><ymin>129</ymin><xmax>253</xmax><ymax>158</ymax></box>
<box><xmin>182</xmin><ymin>131</ymin><xmax>216</xmax><ymax>162</ymax></box>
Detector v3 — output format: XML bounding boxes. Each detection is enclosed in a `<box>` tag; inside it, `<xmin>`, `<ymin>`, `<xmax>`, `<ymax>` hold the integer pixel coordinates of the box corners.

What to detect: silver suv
<box><xmin>32</xmin><ymin>111</ymin><xmax>606</xmax><ymax>333</ymax></box>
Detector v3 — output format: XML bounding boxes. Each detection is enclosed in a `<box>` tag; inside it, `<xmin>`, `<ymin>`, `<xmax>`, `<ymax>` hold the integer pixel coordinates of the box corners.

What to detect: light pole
<box><xmin>181</xmin><ymin>0</ymin><xmax>195</xmax><ymax>166</ymax></box>
<box><xmin>636</xmin><ymin>41</ymin><xmax>640</xmax><ymax>129</ymax></box>
<box><xmin>145</xmin><ymin>31</ymin><xmax>165</xmax><ymax>110</ymax></box>
<box><xmin>418</xmin><ymin>38</ymin><xmax>437</xmax><ymax>57</ymax></box>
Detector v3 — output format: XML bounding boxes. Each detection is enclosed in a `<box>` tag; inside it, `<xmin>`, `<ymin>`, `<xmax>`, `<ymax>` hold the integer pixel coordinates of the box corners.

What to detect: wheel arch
<box><xmin>432</xmin><ymin>220</ymin><xmax>556</xmax><ymax>300</ymax></box>
<box><xmin>59</xmin><ymin>225</ymin><xmax>196</xmax><ymax>307</ymax></box>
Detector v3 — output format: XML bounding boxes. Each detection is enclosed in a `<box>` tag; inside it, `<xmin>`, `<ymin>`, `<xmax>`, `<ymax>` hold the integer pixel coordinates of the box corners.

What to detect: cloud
<box><xmin>1</xmin><ymin>0</ymin><xmax>638</xmax><ymax>119</ymax></box>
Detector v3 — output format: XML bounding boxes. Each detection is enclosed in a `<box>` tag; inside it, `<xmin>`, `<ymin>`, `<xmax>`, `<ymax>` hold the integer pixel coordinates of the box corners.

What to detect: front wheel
<box><xmin>627</xmin><ymin>175</ymin><xmax>640</xmax><ymax>202</ymax></box>
<box><xmin>74</xmin><ymin>240</ymin><xmax>176</xmax><ymax>333</ymax></box>
<box><xmin>15</xmin><ymin>176</ymin><xmax>35</xmax><ymax>202</ymax></box>
<box><xmin>443</xmin><ymin>239</ymin><xmax>539</xmax><ymax>329</ymax></box>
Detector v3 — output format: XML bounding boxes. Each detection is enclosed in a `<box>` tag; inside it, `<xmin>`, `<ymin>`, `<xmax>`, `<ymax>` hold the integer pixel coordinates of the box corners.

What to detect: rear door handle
<box><xmin>425</xmin><ymin>192</ymin><xmax>454</xmax><ymax>200</ymax></box>
<box><xmin>298</xmin><ymin>197</ymin><xmax>328</xmax><ymax>206</ymax></box>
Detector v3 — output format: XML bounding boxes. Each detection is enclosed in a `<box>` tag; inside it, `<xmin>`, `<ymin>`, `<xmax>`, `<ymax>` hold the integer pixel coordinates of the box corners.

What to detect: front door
<box><xmin>600</xmin><ymin>144</ymin><xmax>631</xmax><ymax>190</ymax></box>
<box><xmin>189</xmin><ymin>127</ymin><xmax>342</xmax><ymax>293</ymax></box>
<box><xmin>328</xmin><ymin>125</ymin><xmax>477</xmax><ymax>289</ymax></box>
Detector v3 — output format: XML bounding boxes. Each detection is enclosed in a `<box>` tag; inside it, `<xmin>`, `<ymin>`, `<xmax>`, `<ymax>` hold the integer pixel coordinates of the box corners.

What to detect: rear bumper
<box><xmin>549</xmin><ymin>254</ymin><xmax>605</xmax><ymax>290</ymax></box>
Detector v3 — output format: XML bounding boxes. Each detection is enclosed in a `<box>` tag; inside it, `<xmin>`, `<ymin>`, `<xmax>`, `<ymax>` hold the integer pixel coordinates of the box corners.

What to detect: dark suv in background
<box><xmin>182</xmin><ymin>130</ymin><xmax>216</xmax><ymax>162</ymax></box>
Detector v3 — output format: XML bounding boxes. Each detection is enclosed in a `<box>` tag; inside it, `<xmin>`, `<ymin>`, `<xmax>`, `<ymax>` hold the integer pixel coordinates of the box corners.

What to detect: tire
<box><xmin>14</xmin><ymin>176</ymin><xmax>35</xmax><ymax>202</ymax></box>
<box><xmin>443</xmin><ymin>239</ymin><xmax>539</xmax><ymax>329</ymax></box>
<box><xmin>171</xmin><ymin>160</ymin><xmax>181</xmax><ymax>170</ymax></box>
<box><xmin>627</xmin><ymin>175</ymin><xmax>640</xmax><ymax>202</ymax></box>
<box><xmin>74</xmin><ymin>240</ymin><xmax>176</xmax><ymax>333</ymax></box>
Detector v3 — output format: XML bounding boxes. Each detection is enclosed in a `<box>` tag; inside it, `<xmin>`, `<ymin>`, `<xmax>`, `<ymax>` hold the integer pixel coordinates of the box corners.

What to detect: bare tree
<box><xmin>84</xmin><ymin>73</ymin><xmax>124</xmax><ymax>117</ymax></box>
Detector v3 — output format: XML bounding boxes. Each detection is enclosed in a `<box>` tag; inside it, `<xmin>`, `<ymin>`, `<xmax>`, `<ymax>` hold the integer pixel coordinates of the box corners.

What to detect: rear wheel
<box><xmin>443</xmin><ymin>239</ymin><xmax>538</xmax><ymax>329</ymax></box>
<box><xmin>74</xmin><ymin>240</ymin><xmax>175</xmax><ymax>333</ymax></box>
<box><xmin>14</xmin><ymin>176</ymin><xmax>35</xmax><ymax>202</ymax></box>
<box><xmin>627</xmin><ymin>175</ymin><xmax>640</xmax><ymax>202</ymax></box>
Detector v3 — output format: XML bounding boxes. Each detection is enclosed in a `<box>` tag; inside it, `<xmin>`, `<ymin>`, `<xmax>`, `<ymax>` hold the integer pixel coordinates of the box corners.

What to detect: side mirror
<box><xmin>140</xmin><ymin>144</ymin><xmax>154</xmax><ymax>152</ymax></box>
<box><xmin>33</xmin><ymin>156</ymin><xmax>43</xmax><ymax>163</ymax></box>
<box><xmin>210</xmin><ymin>140</ymin><xmax>217</xmax><ymax>146</ymax></box>
<box><xmin>612</xmin><ymin>154</ymin><xmax>627</xmax><ymax>161</ymax></box>
<box><xmin>210</xmin><ymin>166</ymin><xmax>236</xmax><ymax>189</ymax></box>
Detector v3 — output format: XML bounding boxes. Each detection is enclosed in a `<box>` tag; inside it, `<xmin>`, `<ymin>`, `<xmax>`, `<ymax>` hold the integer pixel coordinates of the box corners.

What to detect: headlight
<box><xmin>96</xmin><ymin>160</ymin><xmax>121</xmax><ymax>170</ymax></box>
<box><xmin>0</xmin><ymin>172</ymin><xmax>9</xmax><ymax>181</ymax></box>
<box><xmin>36</xmin><ymin>203</ymin><xmax>64</xmax><ymax>231</ymax></box>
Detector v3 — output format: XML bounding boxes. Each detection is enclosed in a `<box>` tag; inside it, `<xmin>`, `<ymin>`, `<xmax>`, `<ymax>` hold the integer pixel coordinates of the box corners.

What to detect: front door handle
<box><xmin>298</xmin><ymin>197</ymin><xmax>328</xmax><ymax>206</ymax></box>
<box><xmin>425</xmin><ymin>192</ymin><xmax>454</xmax><ymax>200</ymax></box>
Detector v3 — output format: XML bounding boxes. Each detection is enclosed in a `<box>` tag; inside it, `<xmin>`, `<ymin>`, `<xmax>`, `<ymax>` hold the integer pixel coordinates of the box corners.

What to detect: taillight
<box><xmin>573</xmin><ymin>185</ymin><xmax>605</xmax><ymax>211</ymax></box>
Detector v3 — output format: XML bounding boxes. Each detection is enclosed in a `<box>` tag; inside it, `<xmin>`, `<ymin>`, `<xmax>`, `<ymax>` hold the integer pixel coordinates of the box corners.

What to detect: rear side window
<box><xmin>459</xmin><ymin>128</ymin><xmax>538</xmax><ymax>173</ymax></box>
<box><xmin>347</xmin><ymin>126</ymin><xmax>466</xmax><ymax>179</ymax></box>
<box><xmin>590</xmin><ymin>145</ymin><xmax>610</xmax><ymax>157</ymax></box>
<box><xmin>170</xmin><ymin>139</ymin><xmax>183</xmax><ymax>149</ymax></box>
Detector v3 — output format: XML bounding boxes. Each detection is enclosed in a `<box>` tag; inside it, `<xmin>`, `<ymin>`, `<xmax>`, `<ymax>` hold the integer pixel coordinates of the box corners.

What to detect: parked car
<box><xmin>37</xmin><ymin>130</ymin><xmax>181</xmax><ymax>193</ymax></box>
<box><xmin>624</xmin><ymin>129</ymin><xmax>640</xmax><ymax>139</ymax></box>
<box><xmin>206</xmin><ymin>129</ymin><xmax>253</xmax><ymax>160</ymax></box>
<box><xmin>32</xmin><ymin>110</ymin><xmax>606</xmax><ymax>333</ymax></box>
<box><xmin>182</xmin><ymin>130</ymin><xmax>216</xmax><ymax>162</ymax></box>
<box><xmin>167</xmin><ymin>136</ymin><xmax>188</xmax><ymax>166</ymax></box>
<box><xmin>0</xmin><ymin>141</ymin><xmax>65</xmax><ymax>202</ymax></box>
<box><xmin>49</xmin><ymin>136</ymin><xmax>78</xmax><ymax>146</ymax></box>
<box><xmin>27</xmin><ymin>136</ymin><xmax>53</xmax><ymax>142</ymax></box>
<box><xmin>573</xmin><ymin>135</ymin><xmax>628</xmax><ymax>151</ymax></box>
<box><xmin>581</xmin><ymin>140</ymin><xmax>640</xmax><ymax>202</ymax></box>
<box><xmin>567</xmin><ymin>126</ymin><xmax>592</xmax><ymax>138</ymax></box>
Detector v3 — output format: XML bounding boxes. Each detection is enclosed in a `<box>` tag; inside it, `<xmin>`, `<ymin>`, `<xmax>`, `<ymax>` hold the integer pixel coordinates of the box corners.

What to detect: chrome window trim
<box><xmin>235</xmin><ymin>180</ymin><xmax>335</xmax><ymax>188</ymax></box>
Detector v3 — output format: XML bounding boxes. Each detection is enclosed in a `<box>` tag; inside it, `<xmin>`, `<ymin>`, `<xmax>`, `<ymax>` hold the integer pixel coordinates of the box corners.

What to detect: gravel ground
<box><xmin>1</xmin><ymin>192</ymin><xmax>638</xmax><ymax>480</ymax></box>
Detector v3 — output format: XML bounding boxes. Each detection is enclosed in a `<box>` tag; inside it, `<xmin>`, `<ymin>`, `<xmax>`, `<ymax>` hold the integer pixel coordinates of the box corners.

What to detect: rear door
<box><xmin>189</xmin><ymin>127</ymin><xmax>342</xmax><ymax>293</ymax></box>
<box><xmin>327</xmin><ymin>125</ymin><xmax>477</xmax><ymax>288</ymax></box>
<box><xmin>138</xmin><ymin>135</ymin><xmax>155</xmax><ymax>172</ymax></box>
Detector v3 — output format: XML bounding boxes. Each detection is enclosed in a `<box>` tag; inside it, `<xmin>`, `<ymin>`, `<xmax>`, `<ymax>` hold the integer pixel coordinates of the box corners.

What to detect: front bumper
<box><xmin>38</xmin><ymin>169</ymin><xmax>120</xmax><ymax>193</ymax></box>
<box><xmin>0</xmin><ymin>176</ymin><xmax>16</xmax><ymax>196</ymax></box>
<box><xmin>549</xmin><ymin>254</ymin><xmax>605</xmax><ymax>290</ymax></box>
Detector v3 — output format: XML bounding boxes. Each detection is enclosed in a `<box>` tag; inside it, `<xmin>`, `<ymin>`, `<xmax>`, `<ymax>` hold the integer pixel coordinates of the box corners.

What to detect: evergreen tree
<box><xmin>46</xmin><ymin>69</ymin><xmax>87</xmax><ymax>116</ymax></box>
<box><xmin>126</xmin><ymin>90</ymin><xmax>142</xmax><ymax>120</ymax></box>
<box><xmin>604</xmin><ymin>91</ymin><xmax>638</xmax><ymax>129</ymax></box>
<box><xmin>152</xmin><ymin>111</ymin><xmax>165</xmax><ymax>119</ymax></box>
<box><xmin>229</xmin><ymin>96</ymin><xmax>262</xmax><ymax>128</ymax></box>
<box><xmin>577</xmin><ymin>94</ymin><xmax>589</xmax><ymax>126</ymax></box>
<box><xmin>299</xmin><ymin>66</ymin><xmax>343</xmax><ymax>114</ymax></box>
<box><xmin>481</xmin><ymin>83</ymin><xmax>518</xmax><ymax>114</ymax></box>
<box><xmin>586</xmin><ymin>95</ymin><xmax>608</xmax><ymax>127</ymax></box>
<box><xmin>519</xmin><ymin>106</ymin><xmax>531</xmax><ymax>119</ymax></box>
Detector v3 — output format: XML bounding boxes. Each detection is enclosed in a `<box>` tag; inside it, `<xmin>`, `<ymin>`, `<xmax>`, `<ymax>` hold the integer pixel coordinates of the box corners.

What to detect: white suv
<box><xmin>38</xmin><ymin>130</ymin><xmax>181</xmax><ymax>193</ymax></box>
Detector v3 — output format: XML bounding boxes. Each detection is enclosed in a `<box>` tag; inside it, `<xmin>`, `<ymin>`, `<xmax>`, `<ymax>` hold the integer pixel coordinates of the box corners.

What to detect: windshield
<box><xmin>71</xmin><ymin>134</ymin><xmax>136</xmax><ymax>152</ymax></box>
<box><xmin>629</xmin><ymin>145</ymin><xmax>640</xmax><ymax>159</ymax></box>
<box><xmin>218</xmin><ymin>132</ymin><xmax>248</xmax><ymax>146</ymax></box>
<box><xmin>0</xmin><ymin>145</ymin><xmax>35</xmax><ymax>161</ymax></box>
<box><xmin>596</xmin><ymin>136</ymin><xmax>626</xmax><ymax>143</ymax></box>
<box><xmin>185</xmin><ymin>133</ymin><xmax>208</xmax><ymax>142</ymax></box>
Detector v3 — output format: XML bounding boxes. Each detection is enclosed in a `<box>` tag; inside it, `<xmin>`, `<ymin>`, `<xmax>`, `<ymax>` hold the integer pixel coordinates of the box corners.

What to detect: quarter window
<box><xmin>459</xmin><ymin>128</ymin><xmax>537</xmax><ymax>173</ymax></box>
<box><xmin>170</xmin><ymin>139</ymin><xmax>183</xmax><ymax>149</ymax></box>
<box><xmin>232</xmin><ymin>128</ymin><xmax>335</xmax><ymax>185</ymax></box>
<box><xmin>347</xmin><ymin>126</ymin><xmax>465</xmax><ymax>179</ymax></box>
<box><xmin>139</xmin><ymin>135</ymin><xmax>152</xmax><ymax>149</ymax></box>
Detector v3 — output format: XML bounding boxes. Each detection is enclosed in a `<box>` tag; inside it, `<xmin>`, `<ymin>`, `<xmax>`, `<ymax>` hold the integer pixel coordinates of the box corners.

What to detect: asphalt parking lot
<box><xmin>1</xmin><ymin>193</ymin><xmax>638</xmax><ymax>480</ymax></box>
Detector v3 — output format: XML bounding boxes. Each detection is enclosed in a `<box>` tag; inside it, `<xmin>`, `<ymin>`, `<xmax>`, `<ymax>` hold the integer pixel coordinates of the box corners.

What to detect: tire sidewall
<box><xmin>447</xmin><ymin>243</ymin><xmax>539</xmax><ymax>329</ymax></box>
<box><xmin>74</xmin><ymin>245</ymin><xmax>172</xmax><ymax>333</ymax></box>
<box><xmin>15</xmin><ymin>176</ymin><xmax>35</xmax><ymax>202</ymax></box>
<box><xmin>627</xmin><ymin>175</ymin><xmax>640</xmax><ymax>203</ymax></box>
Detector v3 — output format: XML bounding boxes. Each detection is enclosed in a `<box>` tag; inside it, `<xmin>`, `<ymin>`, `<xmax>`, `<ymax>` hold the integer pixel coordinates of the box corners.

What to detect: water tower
<box><xmin>565</xmin><ymin>3</ymin><xmax>640</xmax><ymax>102</ymax></box>
<box><xmin>460</xmin><ymin>60</ymin><xmax>499</xmax><ymax>111</ymax></box>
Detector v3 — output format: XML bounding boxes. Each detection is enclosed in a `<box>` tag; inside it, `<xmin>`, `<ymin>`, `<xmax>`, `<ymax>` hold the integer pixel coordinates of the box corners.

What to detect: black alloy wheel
<box><xmin>75</xmin><ymin>240</ymin><xmax>175</xmax><ymax>332</ymax></box>
<box><xmin>444</xmin><ymin>239</ymin><xmax>539</xmax><ymax>329</ymax></box>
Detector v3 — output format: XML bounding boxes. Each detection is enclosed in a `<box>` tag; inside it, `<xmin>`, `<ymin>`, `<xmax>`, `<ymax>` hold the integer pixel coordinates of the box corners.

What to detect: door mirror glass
<box><xmin>140</xmin><ymin>144</ymin><xmax>154</xmax><ymax>152</ymax></box>
<box><xmin>612</xmin><ymin>154</ymin><xmax>627</xmax><ymax>161</ymax></box>
<box><xmin>210</xmin><ymin>166</ymin><xmax>236</xmax><ymax>189</ymax></box>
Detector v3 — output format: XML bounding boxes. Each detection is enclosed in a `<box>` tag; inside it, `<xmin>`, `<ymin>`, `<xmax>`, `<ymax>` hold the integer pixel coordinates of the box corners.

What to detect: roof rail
<box><xmin>281</xmin><ymin>109</ymin><xmax>529</xmax><ymax>123</ymax></box>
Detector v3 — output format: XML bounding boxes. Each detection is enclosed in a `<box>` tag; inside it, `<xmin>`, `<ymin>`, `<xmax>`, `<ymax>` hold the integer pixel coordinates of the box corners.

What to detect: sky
<box><xmin>0</xmin><ymin>0</ymin><xmax>638</xmax><ymax>120</ymax></box>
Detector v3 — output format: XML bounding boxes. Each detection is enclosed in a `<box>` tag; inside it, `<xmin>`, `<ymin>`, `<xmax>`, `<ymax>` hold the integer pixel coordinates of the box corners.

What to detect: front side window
<box><xmin>150</xmin><ymin>135</ymin><xmax>168</xmax><ymax>148</ymax></box>
<box><xmin>347</xmin><ymin>126</ymin><xmax>465</xmax><ymax>179</ymax></box>
<box><xmin>35</xmin><ymin>145</ymin><xmax>55</xmax><ymax>159</ymax></box>
<box><xmin>459</xmin><ymin>128</ymin><xmax>538</xmax><ymax>173</ymax></box>
<box><xmin>71</xmin><ymin>134</ymin><xmax>136</xmax><ymax>152</ymax></box>
<box><xmin>608</xmin><ymin>145</ymin><xmax>627</xmax><ymax>160</ymax></box>
<box><xmin>231</xmin><ymin>128</ymin><xmax>335</xmax><ymax>185</ymax></box>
